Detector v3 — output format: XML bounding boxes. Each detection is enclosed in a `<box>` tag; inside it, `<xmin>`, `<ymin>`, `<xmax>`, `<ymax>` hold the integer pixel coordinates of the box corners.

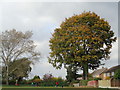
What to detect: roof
<box><xmin>91</xmin><ymin>67</ymin><xmax>108</xmax><ymax>76</ymax></box>
<box><xmin>104</xmin><ymin>65</ymin><xmax>120</xmax><ymax>73</ymax></box>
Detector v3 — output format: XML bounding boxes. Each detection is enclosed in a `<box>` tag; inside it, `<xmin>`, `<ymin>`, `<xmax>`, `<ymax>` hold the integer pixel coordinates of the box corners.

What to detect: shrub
<box><xmin>114</xmin><ymin>69</ymin><xmax>120</xmax><ymax>80</ymax></box>
<box><xmin>9</xmin><ymin>79</ymin><xmax>16</xmax><ymax>85</ymax></box>
<box><xmin>42</xmin><ymin>80</ymin><xmax>68</xmax><ymax>86</ymax></box>
<box><xmin>33</xmin><ymin>79</ymin><xmax>41</xmax><ymax>83</ymax></box>
<box><xmin>105</xmin><ymin>76</ymin><xmax>110</xmax><ymax>80</ymax></box>
<box><xmin>2</xmin><ymin>80</ymin><xmax>6</xmax><ymax>84</ymax></box>
<box><xmin>72</xmin><ymin>80</ymin><xmax>79</xmax><ymax>83</ymax></box>
<box><xmin>80</xmin><ymin>80</ymin><xmax>91</xmax><ymax>86</ymax></box>
<box><xmin>19</xmin><ymin>80</ymin><xmax>27</xmax><ymax>85</ymax></box>
<box><xmin>94</xmin><ymin>78</ymin><xmax>102</xmax><ymax>80</ymax></box>
<box><xmin>39</xmin><ymin>78</ymin><xmax>69</xmax><ymax>86</ymax></box>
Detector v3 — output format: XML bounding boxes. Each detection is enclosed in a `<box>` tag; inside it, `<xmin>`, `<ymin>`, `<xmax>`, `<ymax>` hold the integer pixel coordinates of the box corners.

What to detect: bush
<box><xmin>39</xmin><ymin>79</ymin><xmax>68</xmax><ymax>86</ymax></box>
<box><xmin>2</xmin><ymin>80</ymin><xmax>6</xmax><ymax>84</ymax></box>
<box><xmin>114</xmin><ymin>69</ymin><xmax>120</xmax><ymax>80</ymax></box>
<box><xmin>19</xmin><ymin>80</ymin><xmax>27</xmax><ymax>85</ymax></box>
<box><xmin>2</xmin><ymin>79</ymin><xmax>28</xmax><ymax>85</ymax></box>
<box><xmin>94</xmin><ymin>78</ymin><xmax>102</xmax><ymax>80</ymax></box>
<box><xmin>33</xmin><ymin>79</ymin><xmax>41</xmax><ymax>83</ymax></box>
<box><xmin>105</xmin><ymin>76</ymin><xmax>110</xmax><ymax>80</ymax></box>
<box><xmin>71</xmin><ymin>80</ymin><xmax>79</xmax><ymax>83</ymax></box>
<box><xmin>80</xmin><ymin>80</ymin><xmax>90</xmax><ymax>86</ymax></box>
<box><xmin>9</xmin><ymin>79</ymin><xmax>16</xmax><ymax>85</ymax></box>
<box><xmin>26</xmin><ymin>74</ymin><xmax>69</xmax><ymax>87</ymax></box>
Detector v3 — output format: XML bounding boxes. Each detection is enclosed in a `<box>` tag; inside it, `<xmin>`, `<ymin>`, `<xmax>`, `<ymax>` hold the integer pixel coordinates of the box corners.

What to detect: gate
<box><xmin>111</xmin><ymin>79</ymin><xmax>120</xmax><ymax>87</ymax></box>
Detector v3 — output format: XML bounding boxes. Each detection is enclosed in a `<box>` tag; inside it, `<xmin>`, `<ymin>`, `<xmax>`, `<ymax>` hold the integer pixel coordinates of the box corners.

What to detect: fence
<box><xmin>98</xmin><ymin>80</ymin><xmax>111</xmax><ymax>88</ymax></box>
<box><xmin>87</xmin><ymin>80</ymin><xmax>98</xmax><ymax>87</ymax></box>
<box><xmin>98</xmin><ymin>79</ymin><xmax>120</xmax><ymax>88</ymax></box>
<box><xmin>111</xmin><ymin>79</ymin><xmax>120</xmax><ymax>87</ymax></box>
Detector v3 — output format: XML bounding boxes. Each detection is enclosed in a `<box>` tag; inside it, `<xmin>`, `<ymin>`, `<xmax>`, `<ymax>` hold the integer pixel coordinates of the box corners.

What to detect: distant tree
<box><xmin>114</xmin><ymin>69</ymin><xmax>120</xmax><ymax>80</ymax></box>
<box><xmin>49</xmin><ymin>11</ymin><xmax>116</xmax><ymax>80</ymax></box>
<box><xmin>0</xmin><ymin>29</ymin><xmax>40</xmax><ymax>85</ymax></box>
<box><xmin>32</xmin><ymin>75</ymin><xmax>41</xmax><ymax>85</ymax></box>
<box><xmin>43</xmin><ymin>73</ymin><xmax>53</xmax><ymax>81</ymax></box>
<box><xmin>33</xmin><ymin>75</ymin><xmax>40</xmax><ymax>80</ymax></box>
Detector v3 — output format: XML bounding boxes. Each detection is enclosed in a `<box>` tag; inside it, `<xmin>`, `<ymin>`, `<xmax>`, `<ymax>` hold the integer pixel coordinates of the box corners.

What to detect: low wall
<box><xmin>73</xmin><ymin>83</ymin><xmax>79</xmax><ymax>87</ymax></box>
<box><xmin>87</xmin><ymin>80</ymin><xmax>98</xmax><ymax>87</ymax></box>
<box><xmin>98</xmin><ymin>80</ymin><xmax>111</xmax><ymax>88</ymax></box>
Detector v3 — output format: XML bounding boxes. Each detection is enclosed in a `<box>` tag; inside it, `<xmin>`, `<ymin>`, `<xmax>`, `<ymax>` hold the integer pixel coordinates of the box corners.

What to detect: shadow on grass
<box><xmin>2</xmin><ymin>87</ymin><xmax>118</xmax><ymax>90</ymax></box>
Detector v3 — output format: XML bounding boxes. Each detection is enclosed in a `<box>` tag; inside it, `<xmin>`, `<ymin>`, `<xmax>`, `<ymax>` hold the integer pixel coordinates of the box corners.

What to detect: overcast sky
<box><xmin>0</xmin><ymin>2</ymin><xmax>118</xmax><ymax>79</ymax></box>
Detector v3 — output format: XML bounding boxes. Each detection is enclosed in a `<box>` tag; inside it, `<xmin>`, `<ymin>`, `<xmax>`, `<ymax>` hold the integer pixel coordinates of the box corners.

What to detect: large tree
<box><xmin>48</xmin><ymin>12</ymin><xmax>116</xmax><ymax>80</ymax></box>
<box><xmin>0</xmin><ymin>29</ymin><xmax>40</xmax><ymax>85</ymax></box>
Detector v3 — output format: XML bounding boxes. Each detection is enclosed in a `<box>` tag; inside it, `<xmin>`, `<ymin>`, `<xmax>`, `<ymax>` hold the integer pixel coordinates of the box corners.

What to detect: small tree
<box><xmin>2</xmin><ymin>58</ymin><xmax>32</xmax><ymax>82</ymax></box>
<box><xmin>33</xmin><ymin>75</ymin><xmax>40</xmax><ymax>80</ymax></box>
<box><xmin>114</xmin><ymin>69</ymin><xmax>120</xmax><ymax>80</ymax></box>
<box><xmin>66</xmin><ymin>64</ymin><xmax>79</xmax><ymax>83</ymax></box>
<box><xmin>32</xmin><ymin>75</ymin><xmax>41</xmax><ymax>85</ymax></box>
<box><xmin>43</xmin><ymin>73</ymin><xmax>53</xmax><ymax>81</ymax></box>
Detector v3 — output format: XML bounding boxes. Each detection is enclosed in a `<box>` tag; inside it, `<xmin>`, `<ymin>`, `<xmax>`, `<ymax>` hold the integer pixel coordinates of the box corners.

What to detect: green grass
<box><xmin>2</xmin><ymin>85</ymin><xmax>119</xmax><ymax>90</ymax></box>
<box><xmin>2</xmin><ymin>85</ymin><xmax>118</xmax><ymax>90</ymax></box>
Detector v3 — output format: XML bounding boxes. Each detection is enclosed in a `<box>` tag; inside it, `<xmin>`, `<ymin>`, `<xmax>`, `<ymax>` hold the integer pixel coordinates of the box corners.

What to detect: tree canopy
<box><xmin>48</xmin><ymin>11</ymin><xmax>116</xmax><ymax>80</ymax></box>
<box><xmin>2</xmin><ymin>58</ymin><xmax>32</xmax><ymax>82</ymax></box>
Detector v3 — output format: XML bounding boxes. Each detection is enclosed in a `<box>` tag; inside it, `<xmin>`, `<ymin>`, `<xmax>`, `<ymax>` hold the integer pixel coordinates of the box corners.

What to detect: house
<box><xmin>91</xmin><ymin>67</ymin><xmax>108</xmax><ymax>80</ymax></box>
<box><xmin>103</xmin><ymin>65</ymin><xmax>120</xmax><ymax>79</ymax></box>
<box><xmin>98</xmin><ymin>65</ymin><xmax>120</xmax><ymax>88</ymax></box>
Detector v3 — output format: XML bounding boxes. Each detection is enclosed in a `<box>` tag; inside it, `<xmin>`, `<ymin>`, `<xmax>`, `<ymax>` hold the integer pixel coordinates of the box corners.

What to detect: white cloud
<box><xmin>29</xmin><ymin>58</ymin><xmax>67</xmax><ymax>79</ymax></box>
<box><xmin>0</xmin><ymin>0</ymin><xmax>119</xmax><ymax>2</ymax></box>
<box><xmin>34</xmin><ymin>40</ymin><xmax>50</xmax><ymax>57</ymax></box>
<box><xmin>103</xmin><ymin>39</ymin><xmax>118</xmax><ymax>68</ymax></box>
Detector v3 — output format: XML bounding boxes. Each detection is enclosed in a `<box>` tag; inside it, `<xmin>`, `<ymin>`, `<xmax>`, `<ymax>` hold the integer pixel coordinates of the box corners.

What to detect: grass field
<box><xmin>1</xmin><ymin>85</ymin><xmax>97</xmax><ymax>88</ymax></box>
<box><xmin>1</xmin><ymin>85</ymin><xmax>119</xmax><ymax>90</ymax></box>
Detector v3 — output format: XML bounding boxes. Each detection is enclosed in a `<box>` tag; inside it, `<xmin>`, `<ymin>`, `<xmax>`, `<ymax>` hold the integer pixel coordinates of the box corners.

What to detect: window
<box><xmin>111</xmin><ymin>72</ymin><xmax>114</xmax><ymax>76</ymax></box>
<box><xmin>107</xmin><ymin>73</ymin><xmax>110</xmax><ymax>76</ymax></box>
<box><xmin>104</xmin><ymin>73</ymin><xmax>107</xmax><ymax>77</ymax></box>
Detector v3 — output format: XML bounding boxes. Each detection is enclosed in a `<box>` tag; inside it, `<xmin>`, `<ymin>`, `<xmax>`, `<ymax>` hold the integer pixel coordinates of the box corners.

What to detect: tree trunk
<box><xmin>83</xmin><ymin>62</ymin><xmax>88</xmax><ymax>80</ymax></box>
<box><xmin>6</xmin><ymin>65</ymin><xmax>9</xmax><ymax>85</ymax></box>
<box><xmin>82</xmin><ymin>40</ymin><xmax>89</xmax><ymax>80</ymax></box>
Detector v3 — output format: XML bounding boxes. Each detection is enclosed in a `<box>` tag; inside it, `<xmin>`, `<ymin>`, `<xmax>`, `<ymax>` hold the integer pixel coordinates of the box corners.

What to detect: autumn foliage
<box><xmin>49</xmin><ymin>11</ymin><xmax>116</xmax><ymax>80</ymax></box>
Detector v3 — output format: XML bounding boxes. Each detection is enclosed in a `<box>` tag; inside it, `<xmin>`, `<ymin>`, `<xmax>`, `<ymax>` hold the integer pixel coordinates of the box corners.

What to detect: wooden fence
<box><xmin>111</xmin><ymin>79</ymin><xmax>120</xmax><ymax>87</ymax></box>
